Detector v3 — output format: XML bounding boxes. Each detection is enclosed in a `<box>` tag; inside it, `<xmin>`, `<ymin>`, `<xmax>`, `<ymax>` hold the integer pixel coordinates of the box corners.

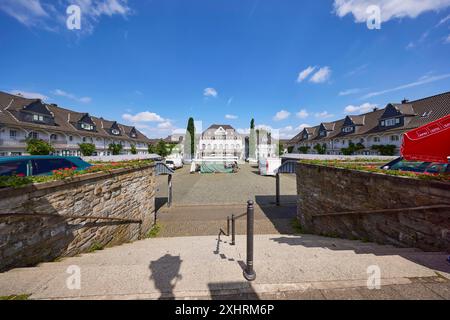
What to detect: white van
<box><xmin>166</xmin><ymin>157</ymin><xmax>183</xmax><ymax>169</ymax></box>
<box><xmin>258</xmin><ymin>158</ymin><xmax>282</xmax><ymax>176</ymax></box>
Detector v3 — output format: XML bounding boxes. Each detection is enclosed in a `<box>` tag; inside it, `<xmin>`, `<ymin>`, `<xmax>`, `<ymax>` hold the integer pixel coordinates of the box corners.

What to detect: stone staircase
<box><xmin>0</xmin><ymin>234</ymin><xmax>448</xmax><ymax>300</ymax></box>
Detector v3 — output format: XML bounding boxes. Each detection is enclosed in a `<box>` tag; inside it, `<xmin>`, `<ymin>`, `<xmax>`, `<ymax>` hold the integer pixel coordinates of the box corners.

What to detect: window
<box><xmin>385</xmin><ymin>118</ymin><xmax>397</xmax><ymax>127</ymax></box>
<box><xmin>9</xmin><ymin>130</ymin><xmax>17</xmax><ymax>138</ymax></box>
<box><xmin>33</xmin><ymin>159</ymin><xmax>76</xmax><ymax>175</ymax></box>
<box><xmin>50</xmin><ymin>134</ymin><xmax>58</xmax><ymax>141</ymax></box>
<box><xmin>373</xmin><ymin>137</ymin><xmax>381</xmax><ymax>143</ymax></box>
<box><xmin>81</xmin><ymin>123</ymin><xmax>94</xmax><ymax>131</ymax></box>
<box><xmin>33</xmin><ymin>114</ymin><xmax>44</xmax><ymax>122</ymax></box>
<box><xmin>320</xmin><ymin>131</ymin><xmax>326</xmax><ymax>137</ymax></box>
<box><xmin>390</xmin><ymin>135</ymin><xmax>400</xmax><ymax>142</ymax></box>
<box><xmin>111</xmin><ymin>129</ymin><xmax>120</xmax><ymax>135</ymax></box>
<box><xmin>342</xmin><ymin>127</ymin><xmax>353</xmax><ymax>133</ymax></box>
<box><xmin>28</xmin><ymin>132</ymin><xmax>39</xmax><ymax>139</ymax></box>
<box><xmin>69</xmin><ymin>136</ymin><xmax>73</xmax><ymax>142</ymax></box>
<box><xmin>0</xmin><ymin>161</ymin><xmax>28</xmax><ymax>176</ymax></box>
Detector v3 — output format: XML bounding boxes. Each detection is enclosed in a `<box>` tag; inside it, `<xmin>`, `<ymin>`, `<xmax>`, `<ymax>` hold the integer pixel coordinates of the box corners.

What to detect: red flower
<box><xmin>16</xmin><ymin>173</ymin><xmax>25</xmax><ymax>177</ymax></box>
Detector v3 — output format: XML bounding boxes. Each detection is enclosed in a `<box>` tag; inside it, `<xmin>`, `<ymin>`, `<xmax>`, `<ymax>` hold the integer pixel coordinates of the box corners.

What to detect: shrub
<box><xmin>108</xmin><ymin>143</ymin><xmax>123</xmax><ymax>155</ymax></box>
<box><xmin>314</xmin><ymin>143</ymin><xmax>327</xmax><ymax>155</ymax></box>
<box><xmin>371</xmin><ymin>145</ymin><xmax>397</xmax><ymax>156</ymax></box>
<box><xmin>298</xmin><ymin>146</ymin><xmax>310</xmax><ymax>154</ymax></box>
<box><xmin>130</xmin><ymin>144</ymin><xmax>137</xmax><ymax>155</ymax></box>
<box><xmin>148</xmin><ymin>144</ymin><xmax>156</xmax><ymax>154</ymax></box>
<box><xmin>156</xmin><ymin>140</ymin><xmax>169</xmax><ymax>157</ymax></box>
<box><xmin>79</xmin><ymin>143</ymin><xmax>96</xmax><ymax>156</ymax></box>
<box><xmin>341</xmin><ymin>142</ymin><xmax>365</xmax><ymax>155</ymax></box>
<box><xmin>26</xmin><ymin>139</ymin><xmax>55</xmax><ymax>155</ymax></box>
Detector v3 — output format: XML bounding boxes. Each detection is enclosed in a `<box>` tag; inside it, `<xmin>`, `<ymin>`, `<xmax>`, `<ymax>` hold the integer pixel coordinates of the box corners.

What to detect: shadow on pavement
<box><xmin>208</xmin><ymin>282</ymin><xmax>260</xmax><ymax>300</ymax></box>
<box><xmin>149</xmin><ymin>254</ymin><xmax>183</xmax><ymax>300</ymax></box>
<box><xmin>269</xmin><ymin>235</ymin><xmax>450</xmax><ymax>275</ymax></box>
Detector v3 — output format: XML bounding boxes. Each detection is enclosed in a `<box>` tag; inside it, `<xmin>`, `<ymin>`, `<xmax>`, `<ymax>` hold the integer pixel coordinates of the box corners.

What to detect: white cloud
<box><xmin>437</xmin><ymin>14</ymin><xmax>450</xmax><ymax>26</ymax></box>
<box><xmin>0</xmin><ymin>0</ymin><xmax>131</xmax><ymax>33</ymax></box>
<box><xmin>10</xmin><ymin>90</ymin><xmax>48</xmax><ymax>100</ymax></box>
<box><xmin>445</xmin><ymin>34</ymin><xmax>450</xmax><ymax>43</ymax></box>
<box><xmin>296</xmin><ymin>109</ymin><xmax>309</xmax><ymax>119</ymax></box>
<box><xmin>122</xmin><ymin>111</ymin><xmax>165</xmax><ymax>123</ymax></box>
<box><xmin>362</xmin><ymin>73</ymin><xmax>450</xmax><ymax>99</ymax></box>
<box><xmin>339</xmin><ymin>88</ymin><xmax>363</xmax><ymax>96</ymax></box>
<box><xmin>273</xmin><ymin>110</ymin><xmax>291</xmax><ymax>121</ymax></box>
<box><xmin>297</xmin><ymin>66</ymin><xmax>316</xmax><ymax>83</ymax></box>
<box><xmin>334</xmin><ymin>0</ymin><xmax>450</xmax><ymax>23</ymax></box>
<box><xmin>227</xmin><ymin>97</ymin><xmax>234</xmax><ymax>106</ymax></box>
<box><xmin>52</xmin><ymin>89</ymin><xmax>91</xmax><ymax>103</ymax></box>
<box><xmin>344</xmin><ymin>103</ymin><xmax>378</xmax><ymax>114</ymax></box>
<box><xmin>310</xmin><ymin>67</ymin><xmax>332</xmax><ymax>83</ymax></box>
<box><xmin>204</xmin><ymin>88</ymin><xmax>218</xmax><ymax>98</ymax></box>
<box><xmin>315</xmin><ymin>111</ymin><xmax>335</xmax><ymax>119</ymax></box>
<box><xmin>157</xmin><ymin>121</ymin><xmax>174</xmax><ymax>130</ymax></box>
<box><xmin>225</xmin><ymin>114</ymin><xmax>238</xmax><ymax>120</ymax></box>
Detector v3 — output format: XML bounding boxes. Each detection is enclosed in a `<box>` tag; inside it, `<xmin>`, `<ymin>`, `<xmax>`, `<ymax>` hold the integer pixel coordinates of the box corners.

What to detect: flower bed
<box><xmin>299</xmin><ymin>160</ymin><xmax>450</xmax><ymax>182</ymax></box>
<box><xmin>0</xmin><ymin>160</ymin><xmax>154</xmax><ymax>189</ymax></box>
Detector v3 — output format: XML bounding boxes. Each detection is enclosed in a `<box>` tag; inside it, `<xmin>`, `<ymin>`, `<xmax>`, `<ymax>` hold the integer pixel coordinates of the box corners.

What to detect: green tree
<box><xmin>130</xmin><ymin>144</ymin><xmax>137</xmax><ymax>155</ymax></box>
<box><xmin>341</xmin><ymin>142</ymin><xmax>365</xmax><ymax>155</ymax></box>
<box><xmin>185</xmin><ymin>117</ymin><xmax>196</xmax><ymax>159</ymax></box>
<box><xmin>78</xmin><ymin>143</ymin><xmax>96</xmax><ymax>156</ymax></box>
<box><xmin>156</xmin><ymin>140</ymin><xmax>169</xmax><ymax>157</ymax></box>
<box><xmin>148</xmin><ymin>144</ymin><xmax>156</xmax><ymax>154</ymax></box>
<box><xmin>314</xmin><ymin>143</ymin><xmax>327</xmax><ymax>155</ymax></box>
<box><xmin>371</xmin><ymin>145</ymin><xmax>396</xmax><ymax>156</ymax></box>
<box><xmin>108</xmin><ymin>143</ymin><xmax>123</xmax><ymax>155</ymax></box>
<box><xmin>249</xmin><ymin>118</ymin><xmax>256</xmax><ymax>159</ymax></box>
<box><xmin>26</xmin><ymin>139</ymin><xmax>55</xmax><ymax>155</ymax></box>
<box><xmin>298</xmin><ymin>146</ymin><xmax>310</xmax><ymax>154</ymax></box>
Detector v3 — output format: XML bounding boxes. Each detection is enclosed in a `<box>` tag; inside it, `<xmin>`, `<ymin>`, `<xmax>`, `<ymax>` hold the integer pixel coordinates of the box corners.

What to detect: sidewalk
<box><xmin>1</xmin><ymin>234</ymin><xmax>449</xmax><ymax>300</ymax></box>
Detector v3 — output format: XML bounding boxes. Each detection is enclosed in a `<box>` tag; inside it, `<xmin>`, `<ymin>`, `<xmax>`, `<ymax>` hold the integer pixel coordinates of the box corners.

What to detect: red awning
<box><xmin>401</xmin><ymin>114</ymin><xmax>450</xmax><ymax>164</ymax></box>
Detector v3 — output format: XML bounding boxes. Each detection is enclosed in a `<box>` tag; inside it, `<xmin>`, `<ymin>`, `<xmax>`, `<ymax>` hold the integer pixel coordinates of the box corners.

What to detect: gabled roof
<box><xmin>0</xmin><ymin>91</ymin><xmax>151</xmax><ymax>143</ymax></box>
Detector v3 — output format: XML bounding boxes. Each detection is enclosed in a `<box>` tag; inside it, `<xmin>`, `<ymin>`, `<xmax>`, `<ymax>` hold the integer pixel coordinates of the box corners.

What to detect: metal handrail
<box><xmin>0</xmin><ymin>213</ymin><xmax>142</xmax><ymax>224</ymax></box>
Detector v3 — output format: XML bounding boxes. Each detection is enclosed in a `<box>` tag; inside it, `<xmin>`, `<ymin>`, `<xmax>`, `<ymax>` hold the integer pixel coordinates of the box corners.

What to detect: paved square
<box><xmin>156</xmin><ymin>163</ymin><xmax>297</xmax><ymax>206</ymax></box>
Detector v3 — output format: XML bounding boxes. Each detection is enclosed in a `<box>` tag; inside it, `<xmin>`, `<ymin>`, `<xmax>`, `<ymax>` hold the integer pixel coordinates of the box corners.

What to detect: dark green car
<box><xmin>0</xmin><ymin>156</ymin><xmax>92</xmax><ymax>177</ymax></box>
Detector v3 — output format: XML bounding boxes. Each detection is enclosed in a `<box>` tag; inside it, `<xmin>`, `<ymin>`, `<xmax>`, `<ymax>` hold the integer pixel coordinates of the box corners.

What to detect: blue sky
<box><xmin>1</xmin><ymin>0</ymin><xmax>450</xmax><ymax>138</ymax></box>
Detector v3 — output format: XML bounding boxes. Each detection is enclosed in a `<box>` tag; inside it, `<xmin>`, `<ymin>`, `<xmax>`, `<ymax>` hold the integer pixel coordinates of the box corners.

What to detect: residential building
<box><xmin>197</xmin><ymin>124</ymin><xmax>244</xmax><ymax>160</ymax></box>
<box><xmin>0</xmin><ymin>91</ymin><xmax>151</xmax><ymax>157</ymax></box>
<box><xmin>287</xmin><ymin>92</ymin><xmax>450</xmax><ymax>156</ymax></box>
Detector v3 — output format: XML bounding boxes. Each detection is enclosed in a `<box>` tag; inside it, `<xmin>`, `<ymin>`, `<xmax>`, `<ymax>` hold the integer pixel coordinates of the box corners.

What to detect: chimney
<box><xmin>402</xmin><ymin>99</ymin><xmax>409</xmax><ymax>104</ymax></box>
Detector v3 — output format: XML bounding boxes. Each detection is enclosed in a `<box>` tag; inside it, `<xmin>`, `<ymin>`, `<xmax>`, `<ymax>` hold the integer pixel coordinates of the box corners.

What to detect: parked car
<box><xmin>381</xmin><ymin>157</ymin><xmax>449</xmax><ymax>174</ymax></box>
<box><xmin>166</xmin><ymin>158</ymin><xmax>183</xmax><ymax>169</ymax></box>
<box><xmin>0</xmin><ymin>156</ymin><xmax>92</xmax><ymax>177</ymax></box>
<box><xmin>259</xmin><ymin>158</ymin><xmax>282</xmax><ymax>176</ymax></box>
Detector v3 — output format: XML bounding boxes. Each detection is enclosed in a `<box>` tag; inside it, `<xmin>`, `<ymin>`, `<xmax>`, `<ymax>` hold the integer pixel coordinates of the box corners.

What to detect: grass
<box><xmin>88</xmin><ymin>242</ymin><xmax>104</xmax><ymax>253</ymax></box>
<box><xmin>290</xmin><ymin>219</ymin><xmax>305</xmax><ymax>234</ymax></box>
<box><xmin>146</xmin><ymin>223</ymin><xmax>162</xmax><ymax>238</ymax></box>
<box><xmin>0</xmin><ymin>294</ymin><xmax>31</xmax><ymax>300</ymax></box>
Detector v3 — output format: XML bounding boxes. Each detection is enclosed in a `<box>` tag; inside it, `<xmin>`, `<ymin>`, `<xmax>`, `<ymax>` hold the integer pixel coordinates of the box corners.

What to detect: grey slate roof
<box><xmin>0</xmin><ymin>91</ymin><xmax>151</xmax><ymax>143</ymax></box>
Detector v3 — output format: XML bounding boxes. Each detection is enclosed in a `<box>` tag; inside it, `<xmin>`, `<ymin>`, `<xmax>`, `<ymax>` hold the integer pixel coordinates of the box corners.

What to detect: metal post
<box><xmin>227</xmin><ymin>216</ymin><xmax>230</xmax><ymax>236</ymax></box>
<box><xmin>275</xmin><ymin>173</ymin><xmax>280</xmax><ymax>206</ymax></box>
<box><xmin>243</xmin><ymin>200</ymin><xmax>256</xmax><ymax>281</ymax></box>
<box><xmin>231</xmin><ymin>214</ymin><xmax>236</xmax><ymax>246</ymax></box>
<box><xmin>168</xmin><ymin>174</ymin><xmax>173</xmax><ymax>208</ymax></box>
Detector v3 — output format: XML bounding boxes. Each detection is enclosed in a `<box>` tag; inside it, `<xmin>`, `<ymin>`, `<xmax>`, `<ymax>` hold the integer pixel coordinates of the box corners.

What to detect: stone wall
<box><xmin>0</xmin><ymin>165</ymin><xmax>156</xmax><ymax>272</ymax></box>
<box><xmin>296</xmin><ymin>163</ymin><xmax>450</xmax><ymax>252</ymax></box>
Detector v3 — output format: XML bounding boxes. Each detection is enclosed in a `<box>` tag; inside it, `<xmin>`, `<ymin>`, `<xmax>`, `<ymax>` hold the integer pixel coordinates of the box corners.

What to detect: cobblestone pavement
<box><xmin>155</xmin><ymin>164</ymin><xmax>297</xmax><ymax>206</ymax></box>
<box><xmin>156</xmin><ymin>204</ymin><xmax>297</xmax><ymax>237</ymax></box>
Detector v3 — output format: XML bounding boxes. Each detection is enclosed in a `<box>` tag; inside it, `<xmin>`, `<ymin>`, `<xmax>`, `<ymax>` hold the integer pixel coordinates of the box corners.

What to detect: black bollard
<box><xmin>231</xmin><ymin>214</ymin><xmax>236</xmax><ymax>246</ymax></box>
<box><xmin>227</xmin><ymin>216</ymin><xmax>230</xmax><ymax>236</ymax></box>
<box><xmin>275</xmin><ymin>173</ymin><xmax>280</xmax><ymax>206</ymax></box>
<box><xmin>243</xmin><ymin>200</ymin><xmax>256</xmax><ymax>281</ymax></box>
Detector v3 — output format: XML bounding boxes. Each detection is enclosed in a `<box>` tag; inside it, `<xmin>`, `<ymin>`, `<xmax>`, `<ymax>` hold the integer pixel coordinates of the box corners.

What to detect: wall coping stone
<box><xmin>297</xmin><ymin>162</ymin><xmax>450</xmax><ymax>191</ymax></box>
<box><xmin>0</xmin><ymin>163</ymin><xmax>156</xmax><ymax>199</ymax></box>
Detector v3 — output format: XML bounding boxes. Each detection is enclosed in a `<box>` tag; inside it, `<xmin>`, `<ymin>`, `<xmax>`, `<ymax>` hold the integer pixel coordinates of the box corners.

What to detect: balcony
<box><xmin>0</xmin><ymin>138</ymin><xmax>27</xmax><ymax>147</ymax></box>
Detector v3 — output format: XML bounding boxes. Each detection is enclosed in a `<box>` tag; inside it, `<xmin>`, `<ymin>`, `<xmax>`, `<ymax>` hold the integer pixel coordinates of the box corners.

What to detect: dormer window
<box><xmin>131</xmin><ymin>132</ymin><xmax>137</xmax><ymax>138</ymax></box>
<box><xmin>81</xmin><ymin>123</ymin><xmax>94</xmax><ymax>131</ymax></box>
<box><xmin>381</xmin><ymin>118</ymin><xmax>400</xmax><ymax>127</ymax></box>
<box><xmin>111</xmin><ymin>129</ymin><xmax>120</xmax><ymax>135</ymax></box>
<box><xmin>319</xmin><ymin>131</ymin><xmax>326</xmax><ymax>137</ymax></box>
<box><xmin>33</xmin><ymin>114</ymin><xmax>44</xmax><ymax>122</ymax></box>
<box><xmin>342</xmin><ymin>127</ymin><xmax>353</xmax><ymax>133</ymax></box>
